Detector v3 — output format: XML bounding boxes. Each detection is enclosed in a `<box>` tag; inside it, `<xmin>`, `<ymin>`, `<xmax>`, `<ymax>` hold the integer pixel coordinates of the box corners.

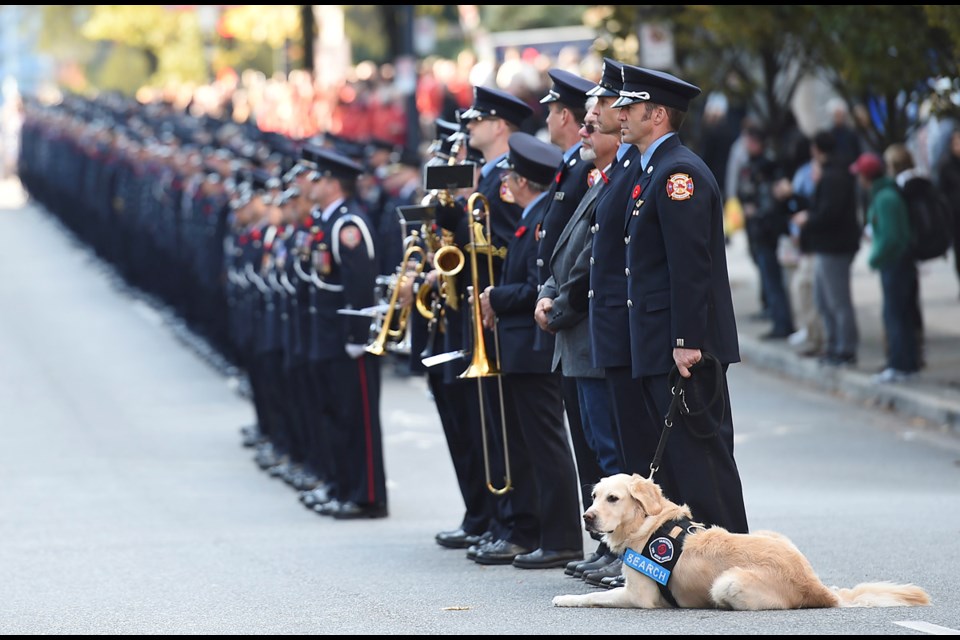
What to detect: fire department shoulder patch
<box><xmin>339</xmin><ymin>225</ymin><xmax>361</xmax><ymax>249</ymax></box>
<box><xmin>666</xmin><ymin>173</ymin><xmax>694</xmax><ymax>201</ymax></box>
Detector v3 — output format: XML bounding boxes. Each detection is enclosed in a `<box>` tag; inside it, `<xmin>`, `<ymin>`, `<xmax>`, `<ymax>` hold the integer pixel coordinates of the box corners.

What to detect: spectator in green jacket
<box><xmin>850</xmin><ymin>151</ymin><xmax>918</xmax><ymax>383</ymax></box>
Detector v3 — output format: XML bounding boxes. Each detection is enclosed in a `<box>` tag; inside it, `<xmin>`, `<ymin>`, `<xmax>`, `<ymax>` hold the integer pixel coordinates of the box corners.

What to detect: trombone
<box><xmin>462</xmin><ymin>191</ymin><xmax>512</xmax><ymax>495</ymax></box>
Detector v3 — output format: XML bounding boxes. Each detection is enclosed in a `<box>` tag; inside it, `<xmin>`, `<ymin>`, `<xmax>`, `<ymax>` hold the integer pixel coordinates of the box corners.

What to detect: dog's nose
<box><xmin>583</xmin><ymin>511</ymin><xmax>594</xmax><ymax>525</ymax></box>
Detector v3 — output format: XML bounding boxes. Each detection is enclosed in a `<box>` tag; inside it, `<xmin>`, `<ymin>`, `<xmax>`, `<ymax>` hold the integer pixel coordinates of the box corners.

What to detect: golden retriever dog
<box><xmin>553</xmin><ymin>473</ymin><xmax>930</xmax><ymax>610</ymax></box>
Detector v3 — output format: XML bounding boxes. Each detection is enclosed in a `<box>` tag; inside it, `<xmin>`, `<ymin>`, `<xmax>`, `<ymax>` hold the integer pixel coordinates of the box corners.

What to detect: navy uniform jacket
<box><xmin>488</xmin><ymin>194</ymin><xmax>553</xmax><ymax>374</ymax></box>
<box><xmin>624</xmin><ymin>135</ymin><xmax>740</xmax><ymax>377</ymax></box>
<box><xmin>310</xmin><ymin>200</ymin><xmax>378</xmax><ymax>360</ymax></box>
<box><xmin>589</xmin><ymin>145</ymin><xmax>643</xmax><ymax>369</ymax></box>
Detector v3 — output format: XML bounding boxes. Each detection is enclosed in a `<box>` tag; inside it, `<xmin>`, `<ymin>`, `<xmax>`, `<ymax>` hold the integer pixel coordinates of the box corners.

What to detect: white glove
<box><xmin>345</xmin><ymin>343</ymin><xmax>367</xmax><ymax>359</ymax></box>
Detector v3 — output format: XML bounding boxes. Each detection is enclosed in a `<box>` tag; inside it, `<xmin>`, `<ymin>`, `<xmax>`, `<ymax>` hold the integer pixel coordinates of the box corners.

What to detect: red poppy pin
<box><xmin>555</xmin><ymin>170</ymin><xmax>563</xmax><ymax>184</ymax></box>
<box><xmin>314</xmin><ymin>230</ymin><xmax>325</xmax><ymax>243</ymax></box>
<box><xmin>515</xmin><ymin>225</ymin><xmax>528</xmax><ymax>238</ymax></box>
<box><xmin>632</xmin><ymin>184</ymin><xmax>642</xmax><ymax>199</ymax></box>
<box><xmin>251</xmin><ymin>228</ymin><xmax>262</xmax><ymax>241</ymax></box>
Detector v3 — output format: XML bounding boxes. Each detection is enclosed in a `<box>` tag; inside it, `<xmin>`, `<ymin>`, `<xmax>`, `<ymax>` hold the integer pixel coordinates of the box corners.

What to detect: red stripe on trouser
<box><xmin>357</xmin><ymin>356</ymin><xmax>375</xmax><ymax>503</ymax></box>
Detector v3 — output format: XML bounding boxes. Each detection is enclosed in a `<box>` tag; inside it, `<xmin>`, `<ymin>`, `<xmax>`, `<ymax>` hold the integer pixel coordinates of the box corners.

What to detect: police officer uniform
<box><xmin>614</xmin><ymin>65</ymin><xmax>748</xmax><ymax>534</ymax></box>
<box><xmin>301</xmin><ymin>144</ymin><xmax>388</xmax><ymax>519</ymax></box>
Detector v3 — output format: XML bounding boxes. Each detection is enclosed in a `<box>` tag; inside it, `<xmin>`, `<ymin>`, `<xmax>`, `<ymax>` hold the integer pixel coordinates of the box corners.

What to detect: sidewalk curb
<box><xmin>739</xmin><ymin>337</ymin><xmax>960</xmax><ymax>439</ymax></box>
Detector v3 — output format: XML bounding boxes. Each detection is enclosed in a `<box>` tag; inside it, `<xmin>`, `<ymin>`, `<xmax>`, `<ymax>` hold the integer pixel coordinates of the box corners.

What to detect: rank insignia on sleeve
<box><xmin>339</xmin><ymin>226</ymin><xmax>361</xmax><ymax>249</ymax></box>
<box><xmin>667</xmin><ymin>173</ymin><xmax>694</xmax><ymax>200</ymax></box>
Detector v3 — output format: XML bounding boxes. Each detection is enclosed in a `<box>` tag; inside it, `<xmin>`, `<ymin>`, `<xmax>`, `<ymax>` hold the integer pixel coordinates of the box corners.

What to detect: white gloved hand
<box><xmin>345</xmin><ymin>343</ymin><xmax>367</xmax><ymax>359</ymax></box>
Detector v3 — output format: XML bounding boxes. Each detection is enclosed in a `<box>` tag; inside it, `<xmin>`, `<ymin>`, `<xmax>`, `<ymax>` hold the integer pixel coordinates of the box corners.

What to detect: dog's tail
<box><xmin>832</xmin><ymin>582</ymin><xmax>931</xmax><ymax>608</ymax></box>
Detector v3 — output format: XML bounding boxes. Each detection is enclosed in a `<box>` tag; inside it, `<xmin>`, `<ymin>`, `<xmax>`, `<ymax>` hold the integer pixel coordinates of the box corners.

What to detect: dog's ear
<box><xmin>628</xmin><ymin>474</ymin><xmax>663</xmax><ymax>516</ymax></box>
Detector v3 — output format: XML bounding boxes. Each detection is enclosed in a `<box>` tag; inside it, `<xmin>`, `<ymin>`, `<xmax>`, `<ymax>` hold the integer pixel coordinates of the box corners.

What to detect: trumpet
<box><xmin>461</xmin><ymin>191</ymin><xmax>512</xmax><ymax>495</ymax></box>
<box><xmin>365</xmin><ymin>239</ymin><xmax>427</xmax><ymax>356</ymax></box>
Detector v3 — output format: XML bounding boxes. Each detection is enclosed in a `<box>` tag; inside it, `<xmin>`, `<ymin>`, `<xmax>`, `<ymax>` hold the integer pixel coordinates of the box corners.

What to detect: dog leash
<box><xmin>648</xmin><ymin>352</ymin><xmax>725</xmax><ymax>480</ymax></box>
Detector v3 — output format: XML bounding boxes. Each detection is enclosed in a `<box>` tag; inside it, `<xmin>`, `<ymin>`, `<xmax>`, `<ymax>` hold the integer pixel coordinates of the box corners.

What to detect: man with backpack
<box><xmin>850</xmin><ymin>151</ymin><xmax>920</xmax><ymax>383</ymax></box>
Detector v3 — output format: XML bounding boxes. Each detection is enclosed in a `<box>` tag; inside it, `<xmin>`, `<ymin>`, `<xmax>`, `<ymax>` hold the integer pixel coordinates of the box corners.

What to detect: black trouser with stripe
<box><xmin>314</xmin><ymin>354</ymin><xmax>387</xmax><ymax>506</ymax></box>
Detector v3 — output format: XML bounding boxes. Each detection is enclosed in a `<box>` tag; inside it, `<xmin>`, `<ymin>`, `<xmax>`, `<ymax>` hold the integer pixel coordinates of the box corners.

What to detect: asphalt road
<box><xmin>1</xmin><ymin>182</ymin><xmax>959</xmax><ymax>634</ymax></box>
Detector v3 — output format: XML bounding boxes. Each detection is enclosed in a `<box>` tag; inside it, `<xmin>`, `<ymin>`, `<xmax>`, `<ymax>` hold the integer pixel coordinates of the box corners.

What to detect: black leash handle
<box><xmin>648</xmin><ymin>352</ymin><xmax>725</xmax><ymax>479</ymax></box>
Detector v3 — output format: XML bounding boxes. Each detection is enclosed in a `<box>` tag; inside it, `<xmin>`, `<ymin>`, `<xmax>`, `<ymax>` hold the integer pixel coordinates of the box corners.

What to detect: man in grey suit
<box><xmin>535</xmin><ymin>100</ymin><xmax>625</xmax><ymax>570</ymax></box>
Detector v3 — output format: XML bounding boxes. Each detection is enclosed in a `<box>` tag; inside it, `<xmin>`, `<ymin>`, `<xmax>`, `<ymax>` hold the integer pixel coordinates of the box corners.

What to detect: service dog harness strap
<box><xmin>623</xmin><ymin>516</ymin><xmax>707</xmax><ymax>608</ymax></box>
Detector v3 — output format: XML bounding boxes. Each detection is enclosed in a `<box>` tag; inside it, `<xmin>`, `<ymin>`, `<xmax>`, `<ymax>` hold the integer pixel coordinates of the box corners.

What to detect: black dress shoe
<box><xmin>314</xmin><ymin>499</ymin><xmax>341</xmax><ymax>516</ymax></box>
<box><xmin>473</xmin><ymin>539</ymin><xmax>532</xmax><ymax>565</ymax></box>
<box><xmin>240</xmin><ymin>425</ymin><xmax>263</xmax><ymax>448</ymax></box>
<box><xmin>267</xmin><ymin>460</ymin><xmax>291</xmax><ymax>478</ymax></box>
<box><xmin>583</xmin><ymin>557</ymin><xmax>623</xmax><ymax>586</ymax></box>
<box><xmin>573</xmin><ymin>552</ymin><xmax>618</xmax><ymax>578</ymax></box>
<box><xmin>465</xmin><ymin>532</ymin><xmax>496</xmax><ymax>559</ymax></box>
<box><xmin>331</xmin><ymin>501</ymin><xmax>388</xmax><ymax>520</ymax></box>
<box><xmin>299</xmin><ymin>485</ymin><xmax>331</xmax><ymax>508</ymax></box>
<box><xmin>513</xmin><ymin>548</ymin><xmax>583</xmax><ymax>569</ymax></box>
<box><xmin>435</xmin><ymin>528</ymin><xmax>482</xmax><ymax>549</ymax></box>
<box><xmin>253</xmin><ymin>443</ymin><xmax>282</xmax><ymax>469</ymax></box>
<box><xmin>565</xmin><ymin>543</ymin><xmax>608</xmax><ymax>575</ymax></box>
<box><xmin>603</xmin><ymin>574</ymin><xmax>626</xmax><ymax>589</ymax></box>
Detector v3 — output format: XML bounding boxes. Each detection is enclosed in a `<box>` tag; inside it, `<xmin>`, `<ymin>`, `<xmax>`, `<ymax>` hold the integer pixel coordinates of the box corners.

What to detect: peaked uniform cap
<box><xmin>497</xmin><ymin>132</ymin><xmax>563</xmax><ymax>185</ymax></box>
<box><xmin>586</xmin><ymin>58</ymin><xmax>625</xmax><ymax>98</ymax></box>
<box><xmin>539</xmin><ymin>68</ymin><xmax>596</xmax><ymax>109</ymax></box>
<box><xmin>460</xmin><ymin>85</ymin><xmax>534</xmax><ymax>128</ymax></box>
<box><xmin>612</xmin><ymin>65</ymin><xmax>702</xmax><ymax>112</ymax></box>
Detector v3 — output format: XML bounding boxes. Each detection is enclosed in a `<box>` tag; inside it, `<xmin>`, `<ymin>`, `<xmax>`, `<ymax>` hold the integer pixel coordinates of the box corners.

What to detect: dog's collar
<box><xmin>623</xmin><ymin>516</ymin><xmax>706</xmax><ymax>608</ymax></box>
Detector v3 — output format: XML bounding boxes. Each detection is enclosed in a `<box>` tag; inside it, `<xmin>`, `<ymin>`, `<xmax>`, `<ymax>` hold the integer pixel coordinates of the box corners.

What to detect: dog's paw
<box><xmin>553</xmin><ymin>594</ymin><xmax>580</xmax><ymax>608</ymax></box>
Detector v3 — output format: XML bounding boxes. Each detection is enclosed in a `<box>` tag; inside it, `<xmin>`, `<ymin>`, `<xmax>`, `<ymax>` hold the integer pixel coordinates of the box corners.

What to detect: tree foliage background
<box><xmin>27</xmin><ymin>5</ymin><xmax>960</xmax><ymax>156</ymax></box>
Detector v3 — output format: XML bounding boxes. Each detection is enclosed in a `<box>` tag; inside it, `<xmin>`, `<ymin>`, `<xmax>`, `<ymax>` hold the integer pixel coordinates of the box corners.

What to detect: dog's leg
<box><xmin>711</xmin><ymin>568</ymin><xmax>794</xmax><ymax>610</ymax></box>
<box><xmin>553</xmin><ymin>576</ymin><xmax>664</xmax><ymax>609</ymax></box>
<box><xmin>553</xmin><ymin>587</ymin><xmax>645</xmax><ymax>608</ymax></box>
